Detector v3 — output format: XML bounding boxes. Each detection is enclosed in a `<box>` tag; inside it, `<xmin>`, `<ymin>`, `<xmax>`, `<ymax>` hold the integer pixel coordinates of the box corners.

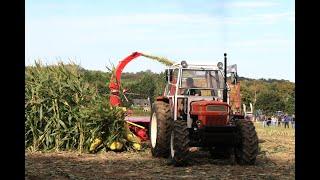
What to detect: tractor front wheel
<box><xmin>150</xmin><ymin>101</ymin><xmax>172</xmax><ymax>158</ymax></box>
<box><xmin>235</xmin><ymin>120</ymin><xmax>259</xmax><ymax>165</ymax></box>
<box><xmin>170</xmin><ymin>120</ymin><xmax>190</xmax><ymax>166</ymax></box>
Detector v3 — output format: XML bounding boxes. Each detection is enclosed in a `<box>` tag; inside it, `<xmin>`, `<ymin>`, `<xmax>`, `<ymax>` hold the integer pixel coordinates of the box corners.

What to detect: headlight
<box><xmin>217</xmin><ymin>62</ymin><xmax>223</xmax><ymax>69</ymax></box>
<box><xmin>181</xmin><ymin>61</ymin><xmax>188</xmax><ymax>68</ymax></box>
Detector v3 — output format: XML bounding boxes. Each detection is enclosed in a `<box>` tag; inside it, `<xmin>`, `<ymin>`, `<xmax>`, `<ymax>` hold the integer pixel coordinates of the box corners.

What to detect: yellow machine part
<box><xmin>89</xmin><ymin>138</ymin><xmax>103</xmax><ymax>152</ymax></box>
<box><xmin>108</xmin><ymin>141</ymin><xmax>123</xmax><ymax>151</ymax></box>
<box><xmin>124</xmin><ymin>122</ymin><xmax>142</xmax><ymax>150</ymax></box>
<box><xmin>132</xmin><ymin>143</ymin><xmax>141</xmax><ymax>150</ymax></box>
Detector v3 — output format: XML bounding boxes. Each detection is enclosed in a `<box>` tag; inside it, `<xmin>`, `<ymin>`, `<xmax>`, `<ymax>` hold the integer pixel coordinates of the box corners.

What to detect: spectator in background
<box><xmin>291</xmin><ymin>115</ymin><xmax>295</xmax><ymax>128</ymax></box>
<box><xmin>262</xmin><ymin>117</ymin><xmax>266</xmax><ymax>127</ymax></box>
<box><xmin>271</xmin><ymin>116</ymin><xmax>276</xmax><ymax>126</ymax></box>
<box><xmin>284</xmin><ymin>115</ymin><xmax>290</xmax><ymax>128</ymax></box>
<box><xmin>267</xmin><ymin>117</ymin><xmax>271</xmax><ymax>126</ymax></box>
<box><xmin>281</xmin><ymin>115</ymin><xmax>284</xmax><ymax>124</ymax></box>
<box><xmin>278</xmin><ymin>115</ymin><xmax>282</xmax><ymax>127</ymax></box>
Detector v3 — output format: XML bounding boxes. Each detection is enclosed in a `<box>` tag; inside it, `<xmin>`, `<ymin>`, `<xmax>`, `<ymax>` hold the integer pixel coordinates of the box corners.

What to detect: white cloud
<box><xmin>288</xmin><ymin>16</ymin><xmax>295</xmax><ymax>23</ymax></box>
<box><xmin>253</xmin><ymin>12</ymin><xmax>294</xmax><ymax>23</ymax></box>
<box><xmin>225</xmin><ymin>1</ymin><xmax>279</xmax><ymax>8</ymax></box>
<box><xmin>229</xmin><ymin>38</ymin><xmax>294</xmax><ymax>49</ymax></box>
<box><xmin>26</xmin><ymin>12</ymin><xmax>295</xmax><ymax>61</ymax></box>
<box><xmin>29</xmin><ymin>13</ymin><xmax>217</xmax><ymax>27</ymax></box>
<box><xmin>28</xmin><ymin>11</ymin><xmax>294</xmax><ymax>31</ymax></box>
<box><xmin>223</xmin><ymin>12</ymin><xmax>295</xmax><ymax>25</ymax></box>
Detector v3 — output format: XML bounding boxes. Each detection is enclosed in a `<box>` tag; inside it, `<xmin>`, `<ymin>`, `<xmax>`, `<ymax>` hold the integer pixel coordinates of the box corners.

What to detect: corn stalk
<box><xmin>25</xmin><ymin>61</ymin><xmax>126</xmax><ymax>152</ymax></box>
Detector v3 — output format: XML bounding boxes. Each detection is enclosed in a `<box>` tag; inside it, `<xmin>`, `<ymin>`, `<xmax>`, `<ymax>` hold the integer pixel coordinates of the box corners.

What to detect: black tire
<box><xmin>150</xmin><ymin>101</ymin><xmax>172</xmax><ymax>158</ymax></box>
<box><xmin>210</xmin><ymin>146</ymin><xmax>231</xmax><ymax>159</ymax></box>
<box><xmin>170</xmin><ymin>120</ymin><xmax>190</xmax><ymax>166</ymax></box>
<box><xmin>235</xmin><ymin>120</ymin><xmax>259</xmax><ymax>165</ymax></box>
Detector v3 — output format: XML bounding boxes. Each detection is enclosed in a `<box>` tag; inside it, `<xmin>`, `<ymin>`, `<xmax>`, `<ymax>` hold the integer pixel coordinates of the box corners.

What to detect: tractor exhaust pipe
<box><xmin>223</xmin><ymin>53</ymin><xmax>227</xmax><ymax>102</ymax></box>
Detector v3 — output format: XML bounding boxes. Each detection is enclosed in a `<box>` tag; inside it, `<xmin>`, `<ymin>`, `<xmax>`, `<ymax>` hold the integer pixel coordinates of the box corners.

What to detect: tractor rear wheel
<box><xmin>235</xmin><ymin>120</ymin><xmax>259</xmax><ymax>165</ymax></box>
<box><xmin>150</xmin><ymin>101</ymin><xmax>172</xmax><ymax>158</ymax></box>
<box><xmin>170</xmin><ymin>120</ymin><xmax>190</xmax><ymax>166</ymax></box>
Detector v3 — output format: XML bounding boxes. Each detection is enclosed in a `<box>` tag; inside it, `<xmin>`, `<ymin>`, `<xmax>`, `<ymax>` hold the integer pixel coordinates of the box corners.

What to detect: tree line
<box><xmin>81</xmin><ymin>69</ymin><xmax>295</xmax><ymax>116</ymax></box>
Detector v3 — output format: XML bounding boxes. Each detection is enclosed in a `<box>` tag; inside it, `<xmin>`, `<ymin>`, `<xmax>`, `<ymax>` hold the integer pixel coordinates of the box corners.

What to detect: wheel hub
<box><xmin>170</xmin><ymin>131</ymin><xmax>175</xmax><ymax>158</ymax></box>
<box><xmin>150</xmin><ymin>113</ymin><xmax>157</xmax><ymax>148</ymax></box>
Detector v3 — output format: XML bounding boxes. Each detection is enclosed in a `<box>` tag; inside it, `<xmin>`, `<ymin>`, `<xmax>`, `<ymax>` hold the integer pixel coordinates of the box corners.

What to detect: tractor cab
<box><xmin>163</xmin><ymin>61</ymin><xmax>230</xmax><ymax>128</ymax></box>
<box><xmin>164</xmin><ymin>62</ymin><xmax>225</xmax><ymax>99</ymax></box>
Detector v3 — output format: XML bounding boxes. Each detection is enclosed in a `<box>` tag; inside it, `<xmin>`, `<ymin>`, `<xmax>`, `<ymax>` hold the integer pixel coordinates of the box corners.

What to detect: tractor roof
<box><xmin>168</xmin><ymin>63</ymin><xmax>221</xmax><ymax>71</ymax></box>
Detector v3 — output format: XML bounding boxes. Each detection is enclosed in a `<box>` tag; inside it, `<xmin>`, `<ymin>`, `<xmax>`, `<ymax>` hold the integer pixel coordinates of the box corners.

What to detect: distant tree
<box><xmin>125</xmin><ymin>72</ymin><xmax>157</xmax><ymax>104</ymax></box>
<box><xmin>285</xmin><ymin>90</ymin><xmax>295</xmax><ymax>115</ymax></box>
<box><xmin>140</xmin><ymin>73</ymin><xmax>157</xmax><ymax>103</ymax></box>
<box><xmin>78</xmin><ymin>68</ymin><xmax>295</xmax><ymax>114</ymax></box>
<box><xmin>255</xmin><ymin>91</ymin><xmax>285</xmax><ymax>116</ymax></box>
<box><xmin>240</xmin><ymin>85</ymin><xmax>254</xmax><ymax>107</ymax></box>
<box><xmin>154</xmin><ymin>72</ymin><xmax>166</xmax><ymax>97</ymax></box>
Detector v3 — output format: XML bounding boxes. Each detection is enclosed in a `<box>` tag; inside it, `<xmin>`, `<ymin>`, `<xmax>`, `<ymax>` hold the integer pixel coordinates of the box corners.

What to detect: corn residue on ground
<box><xmin>25</xmin><ymin>122</ymin><xmax>295</xmax><ymax>180</ymax></box>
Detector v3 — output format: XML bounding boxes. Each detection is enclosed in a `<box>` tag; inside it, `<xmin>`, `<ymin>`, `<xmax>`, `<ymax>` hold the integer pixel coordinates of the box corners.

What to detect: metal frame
<box><xmin>165</xmin><ymin>63</ymin><xmax>228</xmax><ymax>129</ymax></box>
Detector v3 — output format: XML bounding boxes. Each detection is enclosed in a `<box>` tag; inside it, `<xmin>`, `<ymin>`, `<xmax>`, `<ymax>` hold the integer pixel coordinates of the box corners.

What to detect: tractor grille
<box><xmin>206</xmin><ymin>115</ymin><xmax>227</xmax><ymax>126</ymax></box>
<box><xmin>206</xmin><ymin>105</ymin><xmax>226</xmax><ymax>112</ymax></box>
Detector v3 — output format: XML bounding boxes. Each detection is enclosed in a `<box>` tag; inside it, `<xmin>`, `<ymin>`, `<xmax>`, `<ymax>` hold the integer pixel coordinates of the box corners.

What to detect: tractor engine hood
<box><xmin>190</xmin><ymin>100</ymin><xmax>229</xmax><ymax>115</ymax></box>
<box><xmin>190</xmin><ymin>100</ymin><xmax>230</xmax><ymax>126</ymax></box>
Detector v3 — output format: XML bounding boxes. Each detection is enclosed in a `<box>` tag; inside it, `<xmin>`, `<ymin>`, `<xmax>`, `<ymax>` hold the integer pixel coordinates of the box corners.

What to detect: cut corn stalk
<box><xmin>126</xmin><ymin>121</ymin><xmax>145</xmax><ymax>129</ymax></box>
<box><xmin>141</xmin><ymin>53</ymin><xmax>175</xmax><ymax>66</ymax></box>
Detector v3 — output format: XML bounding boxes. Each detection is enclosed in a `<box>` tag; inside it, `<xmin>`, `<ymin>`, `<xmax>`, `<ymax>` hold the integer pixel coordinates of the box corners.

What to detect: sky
<box><xmin>25</xmin><ymin>0</ymin><xmax>295</xmax><ymax>82</ymax></box>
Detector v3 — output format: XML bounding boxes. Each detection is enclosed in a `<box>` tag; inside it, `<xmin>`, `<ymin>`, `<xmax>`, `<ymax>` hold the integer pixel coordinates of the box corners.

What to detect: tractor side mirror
<box><xmin>165</xmin><ymin>69</ymin><xmax>173</xmax><ymax>82</ymax></box>
<box><xmin>165</xmin><ymin>70</ymin><xmax>168</xmax><ymax>82</ymax></box>
<box><xmin>230</xmin><ymin>72</ymin><xmax>237</xmax><ymax>84</ymax></box>
<box><xmin>169</xmin><ymin>70</ymin><xmax>173</xmax><ymax>82</ymax></box>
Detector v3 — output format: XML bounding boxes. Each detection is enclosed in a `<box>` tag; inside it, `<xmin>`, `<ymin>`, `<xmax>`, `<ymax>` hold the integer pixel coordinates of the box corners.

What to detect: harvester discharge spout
<box><xmin>108</xmin><ymin>51</ymin><xmax>175</xmax><ymax>143</ymax></box>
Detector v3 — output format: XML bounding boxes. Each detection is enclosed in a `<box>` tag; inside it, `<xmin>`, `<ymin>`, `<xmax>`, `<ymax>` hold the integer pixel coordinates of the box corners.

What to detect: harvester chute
<box><xmin>108</xmin><ymin>52</ymin><xmax>175</xmax><ymax>144</ymax></box>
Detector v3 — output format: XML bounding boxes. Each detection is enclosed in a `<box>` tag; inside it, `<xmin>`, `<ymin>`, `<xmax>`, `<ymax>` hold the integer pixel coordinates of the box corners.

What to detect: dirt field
<box><xmin>25</xmin><ymin>123</ymin><xmax>295</xmax><ymax>180</ymax></box>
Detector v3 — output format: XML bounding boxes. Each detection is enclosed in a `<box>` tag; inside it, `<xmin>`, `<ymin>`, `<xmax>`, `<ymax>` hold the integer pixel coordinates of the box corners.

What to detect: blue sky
<box><xmin>26</xmin><ymin>0</ymin><xmax>295</xmax><ymax>82</ymax></box>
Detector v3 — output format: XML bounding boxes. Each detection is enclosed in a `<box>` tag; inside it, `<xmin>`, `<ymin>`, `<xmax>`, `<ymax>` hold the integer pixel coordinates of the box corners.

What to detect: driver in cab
<box><xmin>183</xmin><ymin>77</ymin><xmax>201</xmax><ymax>96</ymax></box>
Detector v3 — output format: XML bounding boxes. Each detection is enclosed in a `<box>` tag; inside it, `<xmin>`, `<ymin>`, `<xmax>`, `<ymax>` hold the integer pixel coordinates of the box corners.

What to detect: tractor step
<box><xmin>190</xmin><ymin>126</ymin><xmax>238</xmax><ymax>147</ymax></box>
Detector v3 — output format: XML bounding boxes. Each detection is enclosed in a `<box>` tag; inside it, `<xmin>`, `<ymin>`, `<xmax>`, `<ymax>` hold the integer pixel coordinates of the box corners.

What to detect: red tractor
<box><xmin>149</xmin><ymin>53</ymin><xmax>259</xmax><ymax>166</ymax></box>
<box><xmin>109</xmin><ymin>52</ymin><xmax>258</xmax><ymax>166</ymax></box>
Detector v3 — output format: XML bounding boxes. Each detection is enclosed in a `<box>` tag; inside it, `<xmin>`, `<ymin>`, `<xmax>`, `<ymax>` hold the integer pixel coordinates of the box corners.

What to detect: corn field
<box><xmin>25</xmin><ymin>61</ymin><xmax>127</xmax><ymax>152</ymax></box>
